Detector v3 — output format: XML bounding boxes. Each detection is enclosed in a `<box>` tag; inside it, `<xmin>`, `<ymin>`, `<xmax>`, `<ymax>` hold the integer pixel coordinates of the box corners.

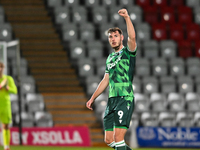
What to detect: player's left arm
<box><xmin>6</xmin><ymin>76</ymin><xmax>17</xmax><ymax>94</ymax></box>
<box><xmin>118</xmin><ymin>9</ymin><xmax>136</xmax><ymax>52</ymax></box>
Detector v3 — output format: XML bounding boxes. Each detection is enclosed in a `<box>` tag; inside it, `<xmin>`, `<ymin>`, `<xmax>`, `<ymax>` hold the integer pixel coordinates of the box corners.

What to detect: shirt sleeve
<box><xmin>127</xmin><ymin>46</ymin><xmax>137</xmax><ymax>57</ymax></box>
<box><xmin>7</xmin><ymin>76</ymin><xmax>17</xmax><ymax>94</ymax></box>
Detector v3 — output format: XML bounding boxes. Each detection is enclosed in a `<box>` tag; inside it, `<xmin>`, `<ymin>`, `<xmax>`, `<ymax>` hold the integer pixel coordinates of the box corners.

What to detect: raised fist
<box><xmin>118</xmin><ymin>9</ymin><xmax>129</xmax><ymax>18</ymax></box>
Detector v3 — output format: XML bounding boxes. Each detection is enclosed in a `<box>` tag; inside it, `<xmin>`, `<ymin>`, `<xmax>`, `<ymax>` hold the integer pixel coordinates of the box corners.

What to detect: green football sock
<box><xmin>115</xmin><ymin>140</ymin><xmax>126</xmax><ymax>150</ymax></box>
<box><xmin>108</xmin><ymin>141</ymin><xmax>115</xmax><ymax>149</ymax></box>
<box><xmin>3</xmin><ymin>129</ymin><xmax>10</xmax><ymax>148</ymax></box>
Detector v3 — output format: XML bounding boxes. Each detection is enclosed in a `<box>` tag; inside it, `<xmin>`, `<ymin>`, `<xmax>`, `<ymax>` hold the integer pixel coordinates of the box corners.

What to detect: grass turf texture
<box><xmin>8</xmin><ymin>147</ymin><xmax>198</xmax><ymax>150</ymax></box>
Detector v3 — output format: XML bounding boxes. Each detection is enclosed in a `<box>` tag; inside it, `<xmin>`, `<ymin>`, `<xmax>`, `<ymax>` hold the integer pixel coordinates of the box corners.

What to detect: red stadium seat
<box><xmin>136</xmin><ymin>0</ymin><xmax>151</xmax><ymax>8</ymax></box>
<box><xmin>169</xmin><ymin>0</ymin><xmax>184</xmax><ymax>7</ymax></box>
<box><xmin>177</xmin><ymin>6</ymin><xmax>192</xmax><ymax>24</ymax></box>
<box><xmin>169</xmin><ymin>23</ymin><xmax>185</xmax><ymax>42</ymax></box>
<box><xmin>143</xmin><ymin>6</ymin><xmax>159</xmax><ymax>25</ymax></box>
<box><xmin>152</xmin><ymin>23</ymin><xmax>167</xmax><ymax>41</ymax></box>
<box><xmin>160</xmin><ymin>7</ymin><xmax>176</xmax><ymax>24</ymax></box>
<box><xmin>186</xmin><ymin>23</ymin><xmax>200</xmax><ymax>41</ymax></box>
<box><xmin>178</xmin><ymin>40</ymin><xmax>193</xmax><ymax>58</ymax></box>
<box><xmin>195</xmin><ymin>41</ymin><xmax>200</xmax><ymax>57</ymax></box>
<box><xmin>153</xmin><ymin>0</ymin><xmax>168</xmax><ymax>7</ymax></box>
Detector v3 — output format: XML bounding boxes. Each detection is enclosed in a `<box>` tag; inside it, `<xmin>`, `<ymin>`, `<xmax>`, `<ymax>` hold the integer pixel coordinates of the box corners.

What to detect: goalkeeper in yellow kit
<box><xmin>0</xmin><ymin>62</ymin><xmax>17</xmax><ymax>150</ymax></box>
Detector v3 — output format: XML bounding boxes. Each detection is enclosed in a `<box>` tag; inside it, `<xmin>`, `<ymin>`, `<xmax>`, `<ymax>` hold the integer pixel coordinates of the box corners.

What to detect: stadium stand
<box><xmin>176</xmin><ymin>111</ymin><xmax>194</xmax><ymax>127</ymax></box>
<box><xmin>126</xmin><ymin>6</ymin><xmax>143</xmax><ymax>24</ymax></box>
<box><xmin>160</xmin><ymin>7</ymin><xmax>175</xmax><ymax>24</ymax></box>
<box><xmin>160</xmin><ymin>76</ymin><xmax>176</xmax><ymax>94</ymax></box>
<box><xmin>54</xmin><ymin>6</ymin><xmax>71</xmax><ymax>25</ymax></box>
<box><xmin>152</xmin><ymin>23</ymin><xmax>168</xmax><ymax>41</ymax></box>
<box><xmin>177</xmin><ymin>76</ymin><xmax>194</xmax><ymax>93</ymax></box>
<box><xmin>142</xmin><ymin>76</ymin><xmax>159</xmax><ymax>94</ymax></box>
<box><xmin>134</xmin><ymin>93</ymin><xmax>150</xmax><ymax>113</ymax></box>
<box><xmin>143</xmin><ymin>6</ymin><xmax>159</xmax><ymax>25</ymax></box>
<box><xmin>47</xmin><ymin>0</ymin><xmax>62</xmax><ymax>7</ymax></box>
<box><xmin>186</xmin><ymin>57</ymin><xmax>200</xmax><ymax>76</ymax></box>
<box><xmin>0</xmin><ymin>23</ymin><xmax>13</xmax><ymax>41</ymax></box>
<box><xmin>152</xmin><ymin>58</ymin><xmax>168</xmax><ymax>76</ymax></box>
<box><xmin>93</xmin><ymin>93</ymin><xmax>108</xmax><ymax>122</ymax></box>
<box><xmin>160</xmin><ymin>40</ymin><xmax>177</xmax><ymax>58</ymax></box>
<box><xmin>26</xmin><ymin>93</ymin><xmax>45</xmax><ymax>113</ymax></box>
<box><xmin>0</xmin><ymin>3</ymin><xmax>55</xmax><ymax>131</ymax></box>
<box><xmin>167</xmin><ymin>92</ymin><xmax>185</xmax><ymax>112</ymax></box>
<box><xmin>15</xmin><ymin>111</ymin><xmax>35</xmax><ymax>127</ymax></box>
<box><xmin>64</xmin><ymin>0</ymin><xmax>80</xmax><ymax>7</ymax></box>
<box><xmin>61</xmin><ymin>23</ymin><xmax>79</xmax><ymax>41</ymax></box>
<box><xmin>169</xmin><ymin>57</ymin><xmax>185</xmax><ymax>76</ymax></box>
<box><xmin>132</xmin><ymin>76</ymin><xmax>142</xmax><ymax>93</ymax></box>
<box><xmin>194</xmin><ymin>112</ymin><xmax>200</xmax><ymax>126</ymax></box>
<box><xmin>92</xmin><ymin>6</ymin><xmax>108</xmax><ymax>24</ymax></box>
<box><xmin>135</xmin><ymin>23</ymin><xmax>151</xmax><ymax>41</ymax></box>
<box><xmin>150</xmin><ymin>93</ymin><xmax>168</xmax><ymax>112</ymax></box>
<box><xmin>185</xmin><ymin>92</ymin><xmax>200</xmax><ymax>112</ymax></box>
<box><xmin>34</xmin><ymin>111</ymin><xmax>53</xmax><ymax>127</ymax></box>
<box><xmin>194</xmin><ymin>7</ymin><xmax>200</xmax><ymax>24</ymax></box>
<box><xmin>135</xmin><ymin>58</ymin><xmax>150</xmax><ymax>77</ymax></box>
<box><xmin>95</xmin><ymin>58</ymin><xmax>107</xmax><ymax>77</ymax></box>
<box><xmin>143</xmin><ymin>40</ymin><xmax>159</xmax><ymax>58</ymax></box>
<box><xmin>0</xmin><ymin>0</ymin><xmax>105</xmax><ymax>146</ymax></box>
<box><xmin>136</xmin><ymin>0</ymin><xmax>151</xmax><ymax>8</ymax></box>
<box><xmin>140</xmin><ymin>112</ymin><xmax>159</xmax><ymax>126</ymax></box>
<box><xmin>87</xmin><ymin>41</ymin><xmax>104</xmax><ymax>59</ymax></box>
<box><xmin>85</xmin><ymin>75</ymin><xmax>101</xmax><ymax>97</ymax></box>
<box><xmin>1</xmin><ymin>0</ymin><xmax>200</xmax><ymax>146</ymax></box>
<box><xmin>158</xmin><ymin>112</ymin><xmax>177</xmax><ymax>127</ymax></box>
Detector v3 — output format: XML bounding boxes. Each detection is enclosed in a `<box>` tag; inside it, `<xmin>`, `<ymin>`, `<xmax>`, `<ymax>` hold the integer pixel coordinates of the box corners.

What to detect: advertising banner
<box><xmin>137</xmin><ymin>127</ymin><xmax>200</xmax><ymax>148</ymax></box>
<box><xmin>0</xmin><ymin>126</ymin><xmax>91</xmax><ymax>147</ymax></box>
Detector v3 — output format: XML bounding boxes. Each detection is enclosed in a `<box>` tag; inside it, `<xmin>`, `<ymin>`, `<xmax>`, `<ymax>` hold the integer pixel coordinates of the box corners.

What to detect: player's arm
<box><xmin>0</xmin><ymin>78</ymin><xmax>7</xmax><ymax>89</ymax></box>
<box><xmin>118</xmin><ymin>9</ymin><xmax>136</xmax><ymax>51</ymax></box>
<box><xmin>86</xmin><ymin>73</ymin><xmax>109</xmax><ymax>110</ymax></box>
<box><xmin>6</xmin><ymin>76</ymin><xmax>17</xmax><ymax>94</ymax></box>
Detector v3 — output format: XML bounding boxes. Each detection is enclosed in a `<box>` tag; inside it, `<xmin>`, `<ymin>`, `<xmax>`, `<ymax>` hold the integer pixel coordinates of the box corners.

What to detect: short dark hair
<box><xmin>107</xmin><ymin>27</ymin><xmax>123</xmax><ymax>35</ymax></box>
<box><xmin>0</xmin><ymin>62</ymin><xmax>4</xmax><ymax>68</ymax></box>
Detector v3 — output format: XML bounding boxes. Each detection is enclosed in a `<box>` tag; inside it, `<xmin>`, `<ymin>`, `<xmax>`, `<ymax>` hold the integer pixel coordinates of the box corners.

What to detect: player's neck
<box><xmin>114</xmin><ymin>45</ymin><xmax>124</xmax><ymax>53</ymax></box>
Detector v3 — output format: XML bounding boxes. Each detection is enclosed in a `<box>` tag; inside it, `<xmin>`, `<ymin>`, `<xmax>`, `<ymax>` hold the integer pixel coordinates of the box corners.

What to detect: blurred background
<box><xmin>0</xmin><ymin>0</ymin><xmax>200</xmax><ymax>148</ymax></box>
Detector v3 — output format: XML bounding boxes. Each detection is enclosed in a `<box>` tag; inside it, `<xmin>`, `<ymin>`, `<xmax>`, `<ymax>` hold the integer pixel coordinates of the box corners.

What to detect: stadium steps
<box><xmin>28</xmin><ymin>62</ymin><xmax>71</xmax><ymax>68</ymax></box>
<box><xmin>1</xmin><ymin>0</ymin><xmax>106</xmax><ymax>147</ymax></box>
<box><xmin>30</xmin><ymin>68</ymin><xmax>75</xmax><ymax>74</ymax></box>
<box><xmin>0</xmin><ymin>0</ymin><xmax>44</xmax><ymax>5</ymax></box>
<box><xmin>7</xmin><ymin>16</ymin><xmax>51</xmax><ymax>22</ymax></box>
<box><xmin>37</xmin><ymin>80</ymin><xmax>80</xmax><ymax>87</ymax></box>
<box><xmin>33</xmin><ymin>74</ymin><xmax>77</xmax><ymax>80</ymax></box>
<box><xmin>15</xmin><ymin>32</ymin><xmax>59</xmax><ymax>38</ymax></box>
<box><xmin>43</xmin><ymin>93</ymin><xmax>106</xmax><ymax>146</ymax></box>
<box><xmin>23</xmin><ymin>50</ymin><xmax>66</xmax><ymax>56</ymax></box>
<box><xmin>20</xmin><ymin>44</ymin><xmax>63</xmax><ymax>50</ymax></box>
<box><xmin>25</xmin><ymin>56</ymin><xmax>68</xmax><ymax>61</ymax></box>
<box><xmin>20</xmin><ymin>39</ymin><xmax>61</xmax><ymax>44</ymax></box>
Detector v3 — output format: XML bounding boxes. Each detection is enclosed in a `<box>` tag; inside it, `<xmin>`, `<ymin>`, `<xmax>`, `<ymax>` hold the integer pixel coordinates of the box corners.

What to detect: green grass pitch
<box><xmin>8</xmin><ymin>146</ymin><xmax>198</xmax><ymax>150</ymax></box>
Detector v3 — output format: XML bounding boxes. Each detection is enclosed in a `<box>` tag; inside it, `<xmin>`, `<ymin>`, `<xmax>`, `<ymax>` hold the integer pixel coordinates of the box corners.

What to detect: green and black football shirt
<box><xmin>105</xmin><ymin>46</ymin><xmax>137</xmax><ymax>98</ymax></box>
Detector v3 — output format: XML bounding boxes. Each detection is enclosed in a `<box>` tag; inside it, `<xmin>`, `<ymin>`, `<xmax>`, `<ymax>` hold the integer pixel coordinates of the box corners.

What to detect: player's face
<box><xmin>108</xmin><ymin>31</ymin><xmax>123</xmax><ymax>50</ymax></box>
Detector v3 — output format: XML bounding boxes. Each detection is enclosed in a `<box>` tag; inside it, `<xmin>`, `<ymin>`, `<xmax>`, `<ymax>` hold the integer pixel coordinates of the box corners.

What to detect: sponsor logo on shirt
<box><xmin>107</xmin><ymin>55</ymin><xmax>122</xmax><ymax>70</ymax></box>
